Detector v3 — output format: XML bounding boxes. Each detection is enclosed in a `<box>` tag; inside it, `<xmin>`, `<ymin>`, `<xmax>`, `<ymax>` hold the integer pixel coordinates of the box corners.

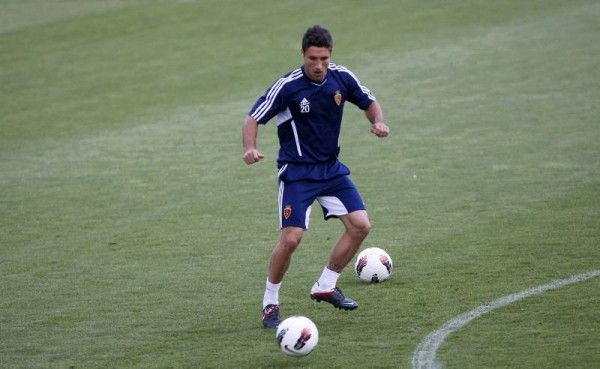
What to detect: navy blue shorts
<box><xmin>278</xmin><ymin>174</ymin><xmax>366</xmax><ymax>229</ymax></box>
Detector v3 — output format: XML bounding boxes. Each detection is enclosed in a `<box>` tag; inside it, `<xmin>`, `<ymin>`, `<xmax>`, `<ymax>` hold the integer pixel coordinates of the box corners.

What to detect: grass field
<box><xmin>1</xmin><ymin>1</ymin><xmax>599</xmax><ymax>368</ymax></box>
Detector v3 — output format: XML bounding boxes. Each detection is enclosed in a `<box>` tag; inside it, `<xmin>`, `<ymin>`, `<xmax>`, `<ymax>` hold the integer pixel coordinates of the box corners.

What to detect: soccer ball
<box><xmin>355</xmin><ymin>247</ymin><xmax>393</xmax><ymax>283</ymax></box>
<box><xmin>275</xmin><ymin>316</ymin><xmax>319</xmax><ymax>357</ymax></box>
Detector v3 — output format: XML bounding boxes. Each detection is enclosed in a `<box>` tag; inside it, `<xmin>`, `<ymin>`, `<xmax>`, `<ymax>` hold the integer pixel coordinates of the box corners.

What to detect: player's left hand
<box><xmin>370</xmin><ymin>122</ymin><xmax>390</xmax><ymax>138</ymax></box>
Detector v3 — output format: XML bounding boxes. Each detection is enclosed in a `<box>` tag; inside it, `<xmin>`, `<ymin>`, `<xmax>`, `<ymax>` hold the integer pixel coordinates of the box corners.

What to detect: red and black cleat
<box><xmin>262</xmin><ymin>304</ymin><xmax>281</xmax><ymax>329</ymax></box>
<box><xmin>310</xmin><ymin>287</ymin><xmax>358</xmax><ymax>310</ymax></box>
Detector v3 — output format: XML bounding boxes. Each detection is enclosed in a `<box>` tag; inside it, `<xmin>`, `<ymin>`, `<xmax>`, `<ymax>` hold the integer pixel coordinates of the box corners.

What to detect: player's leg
<box><xmin>268</xmin><ymin>226</ymin><xmax>304</xmax><ymax>284</ymax></box>
<box><xmin>310</xmin><ymin>176</ymin><xmax>369</xmax><ymax>310</ymax></box>
<box><xmin>262</xmin><ymin>226</ymin><xmax>304</xmax><ymax>328</ymax></box>
<box><xmin>328</xmin><ymin>209</ymin><xmax>371</xmax><ymax>272</ymax></box>
<box><xmin>262</xmin><ymin>179</ymin><xmax>316</xmax><ymax>328</ymax></box>
<box><xmin>310</xmin><ymin>210</ymin><xmax>370</xmax><ymax>310</ymax></box>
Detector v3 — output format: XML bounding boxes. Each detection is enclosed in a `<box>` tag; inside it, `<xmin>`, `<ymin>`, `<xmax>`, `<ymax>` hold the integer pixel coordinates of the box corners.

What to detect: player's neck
<box><xmin>303</xmin><ymin>66</ymin><xmax>327</xmax><ymax>84</ymax></box>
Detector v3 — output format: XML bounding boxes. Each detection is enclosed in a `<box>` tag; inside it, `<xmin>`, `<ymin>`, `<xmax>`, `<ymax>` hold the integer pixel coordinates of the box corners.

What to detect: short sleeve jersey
<box><xmin>249</xmin><ymin>63</ymin><xmax>375</xmax><ymax>168</ymax></box>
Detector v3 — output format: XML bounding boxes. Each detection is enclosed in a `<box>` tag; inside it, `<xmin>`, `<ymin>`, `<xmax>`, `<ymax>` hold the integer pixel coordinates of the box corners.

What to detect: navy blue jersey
<box><xmin>249</xmin><ymin>63</ymin><xmax>375</xmax><ymax>171</ymax></box>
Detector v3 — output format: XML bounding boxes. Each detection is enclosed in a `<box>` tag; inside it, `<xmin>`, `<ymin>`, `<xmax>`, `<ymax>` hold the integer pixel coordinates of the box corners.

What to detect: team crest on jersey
<box><xmin>334</xmin><ymin>90</ymin><xmax>342</xmax><ymax>106</ymax></box>
<box><xmin>283</xmin><ymin>205</ymin><xmax>292</xmax><ymax>220</ymax></box>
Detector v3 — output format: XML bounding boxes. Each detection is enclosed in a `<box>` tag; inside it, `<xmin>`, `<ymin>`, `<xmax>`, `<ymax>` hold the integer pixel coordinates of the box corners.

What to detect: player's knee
<box><xmin>356</xmin><ymin>221</ymin><xmax>371</xmax><ymax>239</ymax></box>
<box><xmin>349</xmin><ymin>219</ymin><xmax>371</xmax><ymax>240</ymax></box>
<box><xmin>343</xmin><ymin>211</ymin><xmax>371</xmax><ymax>240</ymax></box>
<box><xmin>279</xmin><ymin>228</ymin><xmax>304</xmax><ymax>251</ymax></box>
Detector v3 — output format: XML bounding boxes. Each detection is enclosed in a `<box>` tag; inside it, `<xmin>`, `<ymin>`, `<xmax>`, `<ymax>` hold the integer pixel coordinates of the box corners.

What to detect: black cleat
<box><xmin>262</xmin><ymin>304</ymin><xmax>281</xmax><ymax>329</ymax></box>
<box><xmin>310</xmin><ymin>287</ymin><xmax>358</xmax><ymax>310</ymax></box>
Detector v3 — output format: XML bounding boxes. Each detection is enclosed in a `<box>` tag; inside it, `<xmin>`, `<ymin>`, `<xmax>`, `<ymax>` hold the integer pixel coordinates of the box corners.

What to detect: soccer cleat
<box><xmin>262</xmin><ymin>304</ymin><xmax>281</xmax><ymax>329</ymax></box>
<box><xmin>310</xmin><ymin>287</ymin><xmax>358</xmax><ymax>310</ymax></box>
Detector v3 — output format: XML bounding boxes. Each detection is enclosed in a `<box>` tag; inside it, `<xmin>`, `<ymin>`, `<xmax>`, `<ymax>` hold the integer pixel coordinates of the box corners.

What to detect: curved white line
<box><xmin>412</xmin><ymin>270</ymin><xmax>600</xmax><ymax>369</ymax></box>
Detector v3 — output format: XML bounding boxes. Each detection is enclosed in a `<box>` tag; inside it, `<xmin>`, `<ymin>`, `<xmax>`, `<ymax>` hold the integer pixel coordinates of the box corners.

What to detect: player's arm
<box><xmin>242</xmin><ymin>115</ymin><xmax>265</xmax><ymax>165</ymax></box>
<box><xmin>365</xmin><ymin>101</ymin><xmax>390</xmax><ymax>138</ymax></box>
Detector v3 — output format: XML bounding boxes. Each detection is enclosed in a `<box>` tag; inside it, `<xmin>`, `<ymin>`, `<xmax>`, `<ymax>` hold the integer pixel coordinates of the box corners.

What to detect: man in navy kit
<box><xmin>242</xmin><ymin>25</ymin><xmax>390</xmax><ymax>328</ymax></box>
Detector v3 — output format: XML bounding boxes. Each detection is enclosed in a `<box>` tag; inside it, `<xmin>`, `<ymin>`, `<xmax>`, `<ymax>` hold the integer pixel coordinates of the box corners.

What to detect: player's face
<box><xmin>302</xmin><ymin>46</ymin><xmax>331</xmax><ymax>82</ymax></box>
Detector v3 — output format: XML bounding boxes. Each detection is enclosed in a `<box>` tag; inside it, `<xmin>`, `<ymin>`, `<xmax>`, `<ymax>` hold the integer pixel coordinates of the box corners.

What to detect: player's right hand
<box><xmin>243</xmin><ymin>149</ymin><xmax>265</xmax><ymax>165</ymax></box>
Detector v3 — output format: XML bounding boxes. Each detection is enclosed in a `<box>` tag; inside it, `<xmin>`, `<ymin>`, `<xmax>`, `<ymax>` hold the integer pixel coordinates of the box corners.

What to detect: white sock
<box><xmin>263</xmin><ymin>279</ymin><xmax>281</xmax><ymax>308</ymax></box>
<box><xmin>311</xmin><ymin>267</ymin><xmax>340</xmax><ymax>292</ymax></box>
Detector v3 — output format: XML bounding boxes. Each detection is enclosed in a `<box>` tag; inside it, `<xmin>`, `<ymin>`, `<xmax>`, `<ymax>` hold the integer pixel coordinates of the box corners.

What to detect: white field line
<box><xmin>412</xmin><ymin>270</ymin><xmax>600</xmax><ymax>369</ymax></box>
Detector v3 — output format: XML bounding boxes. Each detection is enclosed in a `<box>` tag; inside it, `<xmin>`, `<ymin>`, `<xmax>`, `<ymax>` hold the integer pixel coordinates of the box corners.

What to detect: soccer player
<box><xmin>242</xmin><ymin>25</ymin><xmax>390</xmax><ymax>328</ymax></box>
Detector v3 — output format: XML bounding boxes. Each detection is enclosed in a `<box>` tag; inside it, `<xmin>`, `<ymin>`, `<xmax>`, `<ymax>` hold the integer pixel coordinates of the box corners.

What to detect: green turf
<box><xmin>1</xmin><ymin>1</ymin><xmax>599</xmax><ymax>368</ymax></box>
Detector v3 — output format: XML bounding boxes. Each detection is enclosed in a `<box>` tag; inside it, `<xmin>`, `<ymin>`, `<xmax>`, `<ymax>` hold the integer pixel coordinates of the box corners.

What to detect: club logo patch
<box><xmin>334</xmin><ymin>90</ymin><xmax>342</xmax><ymax>106</ymax></box>
<box><xmin>283</xmin><ymin>205</ymin><xmax>292</xmax><ymax>220</ymax></box>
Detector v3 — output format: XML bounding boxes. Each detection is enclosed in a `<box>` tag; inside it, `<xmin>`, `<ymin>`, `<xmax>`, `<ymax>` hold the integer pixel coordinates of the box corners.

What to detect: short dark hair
<box><xmin>302</xmin><ymin>25</ymin><xmax>333</xmax><ymax>52</ymax></box>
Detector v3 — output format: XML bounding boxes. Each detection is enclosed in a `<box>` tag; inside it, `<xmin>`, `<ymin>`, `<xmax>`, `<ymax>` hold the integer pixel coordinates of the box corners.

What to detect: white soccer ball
<box><xmin>355</xmin><ymin>247</ymin><xmax>393</xmax><ymax>283</ymax></box>
<box><xmin>275</xmin><ymin>316</ymin><xmax>319</xmax><ymax>357</ymax></box>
